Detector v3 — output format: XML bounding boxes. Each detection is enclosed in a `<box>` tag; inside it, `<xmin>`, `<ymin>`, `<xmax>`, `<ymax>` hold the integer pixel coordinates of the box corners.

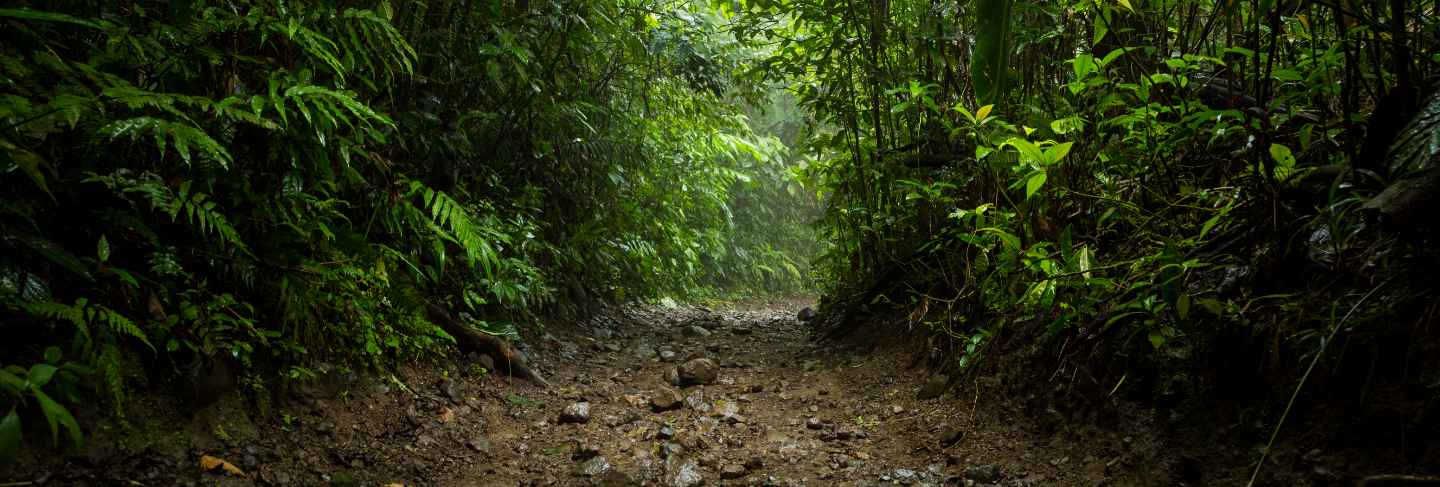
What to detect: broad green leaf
<box><xmin>975</xmin><ymin>104</ymin><xmax>993</xmax><ymax>121</ymax></box>
<box><xmin>953</xmin><ymin>104</ymin><xmax>975</xmax><ymax>123</ymax></box>
<box><xmin>97</xmin><ymin>235</ymin><xmax>110</xmax><ymax>263</ymax></box>
<box><xmin>1072</xmin><ymin>54</ymin><xmax>1097</xmax><ymax>79</ymax></box>
<box><xmin>32</xmin><ymin>389</ymin><xmax>81</xmax><ymax>447</ymax></box>
<box><xmin>0</xmin><ymin>409</ymin><xmax>19</xmax><ymax>463</ymax></box>
<box><xmin>27</xmin><ymin>364</ymin><xmax>57</xmax><ymax>388</ymax></box>
<box><xmin>1005</xmin><ymin>138</ymin><xmax>1045</xmax><ymax>164</ymax></box>
<box><xmin>1050</xmin><ymin>117</ymin><xmax>1084</xmax><ymax>135</ymax></box>
<box><xmin>1045</xmin><ymin>142</ymin><xmax>1074</xmax><ymax>164</ymax></box>
<box><xmin>978</xmin><ymin>227</ymin><xmax>1021</xmax><ymax>251</ymax></box>
<box><xmin>1177</xmin><ymin>293</ymin><xmax>1191</xmax><ymax>320</ymax></box>
<box><xmin>1025</xmin><ymin>171</ymin><xmax>1047</xmax><ymax>199</ymax></box>
<box><xmin>971</xmin><ymin>0</ymin><xmax>1015</xmax><ymax>104</ymax></box>
<box><xmin>0</xmin><ymin>8</ymin><xmax>100</xmax><ymax>28</ymax></box>
<box><xmin>0</xmin><ymin>369</ymin><xmax>23</xmax><ymax>391</ymax></box>
<box><xmin>1269</xmin><ymin>143</ymin><xmax>1295</xmax><ymax>168</ymax></box>
<box><xmin>1148</xmin><ymin>329</ymin><xmax>1164</xmax><ymax>349</ymax></box>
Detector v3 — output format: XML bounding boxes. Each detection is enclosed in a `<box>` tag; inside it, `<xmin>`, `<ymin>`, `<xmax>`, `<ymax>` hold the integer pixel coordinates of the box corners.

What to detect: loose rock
<box><xmin>651</xmin><ymin>388</ymin><xmax>683</xmax><ymax>412</ymax></box>
<box><xmin>918</xmin><ymin>374</ymin><xmax>950</xmax><ymax>400</ymax></box>
<box><xmin>965</xmin><ymin>464</ymin><xmax>1000</xmax><ymax>482</ymax></box>
<box><xmin>677</xmin><ymin>358</ymin><xmax>718</xmax><ymax>386</ymax></box>
<box><xmin>559</xmin><ymin>402</ymin><xmax>591</xmax><ymax>424</ymax></box>
<box><xmin>720</xmin><ymin>463</ymin><xmax>748</xmax><ymax>479</ymax></box>
<box><xmin>579</xmin><ymin>456</ymin><xmax>612</xmax><ymax>477</ymax></box>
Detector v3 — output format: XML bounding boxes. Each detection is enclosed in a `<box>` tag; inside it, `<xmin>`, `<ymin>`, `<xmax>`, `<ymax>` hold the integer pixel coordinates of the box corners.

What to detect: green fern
<box><xmin>169</xmin><ymin>182</ymin><xmax>247</xmax><ymax>252</ymax></box>
<box><xmin>100</xmin><ymin>117</ymin><xmax>233</xmax><ymax>168</ymax></box>
<box><xmin>408</xmin><ymin>181</ymin><xmax>501</xmax><ymax>278</ymax></box>
<box><xmin>84</xmin><ymin>304</ymin><xmax>153</xmax><ymax>352</ymax></box>
<box><xmin>97</xmin><ymin>345</ymin><xmax>126</xmax><ymax>417</ymax></box>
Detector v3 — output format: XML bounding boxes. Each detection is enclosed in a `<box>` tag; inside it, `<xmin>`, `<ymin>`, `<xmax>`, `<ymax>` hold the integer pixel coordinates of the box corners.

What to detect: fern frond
<box><xmin>84</xmin><ymin>304</ymin><xmax>153</xmax><ymax>352</ymax></box>
<box><xmin>100</xmin><ymin>117</ymin><xmax>233</xmax><ymax>168</ymax></box>
<box><xmin>98</xmin><ymin>344</ymin><xmax>126</xmax><ymax>417</ymax></box>
<box><xmin>407</xmin><ymin>182</ymin><xmax>501</xmax><ymax>278</ymax></box>
<box><xmin>170</xmin><ymin>182</ymin><xmax>248</xmax><ymax>251</ymax></box>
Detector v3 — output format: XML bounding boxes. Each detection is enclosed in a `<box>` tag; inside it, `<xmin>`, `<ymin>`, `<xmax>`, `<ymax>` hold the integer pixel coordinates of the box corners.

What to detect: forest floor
<box><xmin>11</xmin><ymin>299</ymin><xmax>1317</xmax><ymax>486</ymax></box>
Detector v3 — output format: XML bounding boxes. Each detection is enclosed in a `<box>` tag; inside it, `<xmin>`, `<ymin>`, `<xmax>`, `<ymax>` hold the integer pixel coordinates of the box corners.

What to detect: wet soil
<box><xmin>2</xmin><ymin>299</ymin><xmax>1368</xmax><ymax>486</ymax></box>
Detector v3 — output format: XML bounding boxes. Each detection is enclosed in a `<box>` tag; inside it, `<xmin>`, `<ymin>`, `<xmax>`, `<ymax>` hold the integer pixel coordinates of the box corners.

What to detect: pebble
<box><xmin>560</xmin><ymin>402</ymin><xmax>591</xmax><ymax>424</ymax></box>
<box><xmin>965</xmin><ymin>463</ymin><xmax>1000</xmax><ymax>482</ymax></box>
<box><xmin>580</xmin><ymin>456</ymin><xmax>612</xmax><ymax>476</ymax></box>
<box><xmin>651</xmin><ymin>388</ymin><xmax>684</xmax><ymax>412</ymax></box>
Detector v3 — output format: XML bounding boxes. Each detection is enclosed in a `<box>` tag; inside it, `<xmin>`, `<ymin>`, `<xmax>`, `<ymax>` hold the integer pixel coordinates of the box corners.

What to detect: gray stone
<box><xmin>651</xmin><ymin>388</ymin><xmax>683</xmax><ymax>412</ymax></box>
<box><xmin>441</xmin><ymin>379</ymin><xmax>462</xmax><ymax>403</ymax></box>
<box><xmin>580</xmin><ymin>456</ymin><xmax>612</xmax><ymax>476</ymax></box>
<box><xmin>806</xmin><ymin>417</ymin><xmax>823</xmax><ymax>430</ymax></box>
<box><xmin>659</xmin><ymin>350</ymin><xmax>679</xmax><ymax>362</ymax></box>
<box><xmin>685</xmin><ymin>325</ymin><xmax>712</xmax><ymax>337</ymax></box>
<box><xmin>935</xmin><ymin>425</ymin><xmax>963</xmax><ymax>446</ymax></box>
<box><xmin>721</xmin><ymin>463</ymin><xmax>748</xmax><ymax>479</ymax></box>
<box><xmin>965</xmin><ymin>464</ymin><xmax>999</xmax><ymax>482</ymax></box>
<box><xmin>663</xmin><ymin>455</ymin><xmax>703</xmax><ymax>487</ymax></box>
<box><xmin>677</xmin><ymin>358</ymin><xmax>719</xmax><ymax>386</ymax></box>
<box><xmin>560</xmin><ymin>402</ymin><xmax>591</xmax><ymax>424</ymax></box>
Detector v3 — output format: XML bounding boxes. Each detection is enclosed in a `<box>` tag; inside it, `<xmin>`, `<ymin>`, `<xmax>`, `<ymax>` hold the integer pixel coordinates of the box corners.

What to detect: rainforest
<box><xmin>1</xmin><ymin>0</ymin><xmax>1437</xmax><ymax>485</ymax></box>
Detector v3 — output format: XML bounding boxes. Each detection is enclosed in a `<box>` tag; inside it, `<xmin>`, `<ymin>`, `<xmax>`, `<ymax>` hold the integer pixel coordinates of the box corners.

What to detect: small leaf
<box><xmin>97</xmin><ymin>235</ymin><xmax>110</xmax><ymax>263</ymax></box>
<box><xmin>199</xmin><ymin>454</ymin><xmax>247</xmax><ymax>476</ymax></box>
<box><xmin>43</xmin><ymin>347</ymin><xmax>61</xmax><ymax>365</ymax></box>
<box><xmin>1148</xmin><ymin>329</ymin><xmax>1164</xmax><ymax>349</ymax></box>
<box><xmin>1176</xmin><ymin>293</ymin><xmax>1192</xmax><ymax>320</ymax></box>
<box><xmin>975</xmin><ymin>104</ymin><xmax>993</xmax><ymax>121</ymax></box>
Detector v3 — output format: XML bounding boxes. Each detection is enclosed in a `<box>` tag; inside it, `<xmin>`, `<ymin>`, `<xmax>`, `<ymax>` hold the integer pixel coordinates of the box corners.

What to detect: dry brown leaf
<box><xmin>383</xmin><ymin>483</ymin><xmax>405</xmax><ymax>487</ymax></box>
<box><xmin>438</xmin><ymin>407</ymin><xmax>455</xmax><ymax>422</ymax></box>
<box><xmin>199</xmin><ymin>454</ymin><xmax>246</xmax><ymax>477</ymax></box>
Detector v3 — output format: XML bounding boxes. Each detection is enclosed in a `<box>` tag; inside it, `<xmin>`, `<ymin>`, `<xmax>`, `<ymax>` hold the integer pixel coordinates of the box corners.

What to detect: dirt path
<box><xmin>12</xmin><ymin>301</ymin><xmax>1168</xmax><ymax>486</ymax></box>
<box><xmin>427</xmin><ymin>302</ymin><xmax>1142</xmax><ymax>486</ymax></box>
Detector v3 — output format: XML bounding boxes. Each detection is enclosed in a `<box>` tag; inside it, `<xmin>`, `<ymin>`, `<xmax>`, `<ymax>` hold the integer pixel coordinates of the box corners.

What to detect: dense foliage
<box><xmin>5</xmin><ymin>0</ymin><xmax>1439</xmax><ymax>478</ymax></box>
<box><xmin>727</xmin><ymin>0</ymin><xmax>1440</xmax><ymax>476</ymax></box>
<box><xmin>0</xmin><ymin>0</ymin><xmax>818</xmax><ymax>458</ymax></box>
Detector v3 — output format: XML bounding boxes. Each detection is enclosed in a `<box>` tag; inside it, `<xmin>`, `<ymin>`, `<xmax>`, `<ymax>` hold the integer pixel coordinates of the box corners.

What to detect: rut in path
<box><xmin>460</xmin><ymin>303</ymin><xmax>1149</xmax><ymax>486</ymax></box>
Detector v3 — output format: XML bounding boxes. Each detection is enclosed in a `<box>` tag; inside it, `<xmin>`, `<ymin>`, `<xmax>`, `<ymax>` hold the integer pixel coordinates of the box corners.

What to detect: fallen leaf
<box><xmin>383</xmin><ymin>483</ymin><xmax>405</xmax><ymax>487</ymax></box>
<box><xmin>199</xmin><ymin>454</ymin><xmax>246</xmax><ymax>477</ymax></box>
<box><xmin>438</xmin><ymin>407</ymin><xmax>455</xmax><ymax>422</ymax></box>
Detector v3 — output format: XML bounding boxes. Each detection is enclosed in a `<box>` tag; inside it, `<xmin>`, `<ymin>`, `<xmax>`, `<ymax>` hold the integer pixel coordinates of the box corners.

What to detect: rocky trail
<box><xmin>13</xmin><ymin>301</ymin><xmax>1173</xmax><ymax>486</ymax></box>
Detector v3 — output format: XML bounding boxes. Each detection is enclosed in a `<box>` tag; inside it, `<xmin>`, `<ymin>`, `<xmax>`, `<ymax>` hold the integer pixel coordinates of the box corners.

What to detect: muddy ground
<box><xmin>1</xmin><ymin>299</ymin><xmax>1386</xmax><ymax>486</ymax></box>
